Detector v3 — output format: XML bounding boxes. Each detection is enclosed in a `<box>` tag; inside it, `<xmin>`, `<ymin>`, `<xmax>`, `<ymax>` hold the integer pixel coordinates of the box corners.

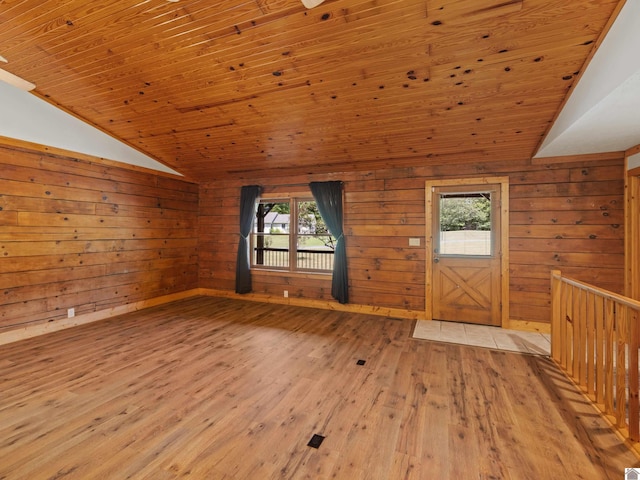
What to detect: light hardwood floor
<box><xmin>0</xmin><ymin>296</ymin><xmax>637</xmax><ymax>479</ymax></box>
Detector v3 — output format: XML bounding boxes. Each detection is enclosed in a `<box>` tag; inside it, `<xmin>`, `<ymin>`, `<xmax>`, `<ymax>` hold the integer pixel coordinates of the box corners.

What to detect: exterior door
<box><xmin>430</xmin><ymin>183</ymin><xmax>502</xmax><ymax>326</ymax></box>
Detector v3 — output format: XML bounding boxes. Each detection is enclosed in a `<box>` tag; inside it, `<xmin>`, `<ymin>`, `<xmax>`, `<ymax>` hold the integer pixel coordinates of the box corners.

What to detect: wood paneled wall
<box><xmin>199</xmin><ymin>155</ymin><xmax>624</xmax><ymax>326</ymax></box>
<box><xmin>0</xmin><ymin>142</ymin><xmax>621</xmax><ymax>331</ymax></box>
<box><xmin>0</xmin><ymin>145</ymin><xmax>199</xmax><ymax>332</ymax></box>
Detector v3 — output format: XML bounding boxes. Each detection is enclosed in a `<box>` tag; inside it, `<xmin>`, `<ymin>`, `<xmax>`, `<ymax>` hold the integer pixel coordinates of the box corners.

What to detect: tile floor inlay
<box><xmin>412</xmin><ymin>319</ymin><xmax>550</xmax><ymax>356</ymax></box>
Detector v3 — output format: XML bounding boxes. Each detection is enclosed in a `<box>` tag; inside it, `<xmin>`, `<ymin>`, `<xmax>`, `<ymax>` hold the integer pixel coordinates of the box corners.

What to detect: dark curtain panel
<box><xmin>309</xmin><ymin>181</ymin><xmax>348</xmax><ymax>304</ymax></box>
<box><xmin>235</xmin><ymin>185</ymin><xmax>261</xmax><ymax>294</ymax></box>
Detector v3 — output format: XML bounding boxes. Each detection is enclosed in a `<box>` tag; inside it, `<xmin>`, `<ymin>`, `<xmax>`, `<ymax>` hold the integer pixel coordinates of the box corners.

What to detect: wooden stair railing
<box><xmin>551</xmin><ymin>270</ymin><xmax>640</xmax><ymax>445</ymax></box>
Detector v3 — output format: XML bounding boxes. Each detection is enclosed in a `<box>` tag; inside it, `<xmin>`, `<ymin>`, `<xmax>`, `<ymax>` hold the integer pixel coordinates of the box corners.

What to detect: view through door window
<box><xmin>438</xmin><ymin>192</ymin><xmax>492</xmax><ymax>256</ymax></box>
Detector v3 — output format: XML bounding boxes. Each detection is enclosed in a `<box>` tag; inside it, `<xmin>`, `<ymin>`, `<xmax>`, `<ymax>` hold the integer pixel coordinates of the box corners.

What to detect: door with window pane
<box><xmin>431</xmin><ymin>184</ymin><xmax>502</xmax><ymax>326</ymax></box>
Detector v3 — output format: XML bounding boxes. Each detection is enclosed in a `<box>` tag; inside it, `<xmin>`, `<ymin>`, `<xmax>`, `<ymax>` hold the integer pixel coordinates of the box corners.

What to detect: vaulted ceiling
<box><xmin>0</xmin><ymin>0</ymin><xmax>624</xmax><ymax>181</ymax></box>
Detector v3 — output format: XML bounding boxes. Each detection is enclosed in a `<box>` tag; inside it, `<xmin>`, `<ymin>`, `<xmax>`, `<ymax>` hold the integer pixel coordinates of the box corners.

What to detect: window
<box><xmin>437</xmin><ymin>191</ymin><xmax>493</xmax><ymax>256</ymax></box>
<box><xmin>251</xmin><ymin>197</ymin><xmax>335</xmax><ymax>272</ymax></box>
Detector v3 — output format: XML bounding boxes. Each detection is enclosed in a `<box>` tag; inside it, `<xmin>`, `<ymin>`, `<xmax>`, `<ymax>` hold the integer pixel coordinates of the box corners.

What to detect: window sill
<box><xmin>251</xmin><ymin>269</ymin><xmax>332</xmax><ymax>280</ymax></box>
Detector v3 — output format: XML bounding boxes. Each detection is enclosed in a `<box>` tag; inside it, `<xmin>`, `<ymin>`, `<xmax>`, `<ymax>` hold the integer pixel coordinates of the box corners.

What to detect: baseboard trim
<box><xmin>197</xmin><ymin>290</ymin><xmax>552</xmax><ymax>333</ymax></box>
<box><xmin>196</xmin><ymin>288</ymin><xmax>427</xmax><ymax>321</ymax></box>
<box><xmin>0</xmin><ymin>289</ymin><xmax>200</xmax><ymax>346</ymax></box>
<box><xmin>506</xmin><ymin>319</ymin><xmax>551</xmax><ymax>334</ymax></box>
<box><xmin>1</xmin><ymin>288</ymin><xmax>547</xmax><ymax>345</ymax></box>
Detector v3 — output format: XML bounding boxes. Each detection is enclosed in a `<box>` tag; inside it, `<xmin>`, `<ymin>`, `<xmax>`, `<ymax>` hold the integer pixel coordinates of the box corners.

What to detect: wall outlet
<box><xmin>67</xmin><ymin>307</ymin><xmax>75</xmax><ymax>318</ymax></box>
<box><xmin>284</xmin><ymin>290</ymin><xmax>289</xmax><ymax>298</ymax></box>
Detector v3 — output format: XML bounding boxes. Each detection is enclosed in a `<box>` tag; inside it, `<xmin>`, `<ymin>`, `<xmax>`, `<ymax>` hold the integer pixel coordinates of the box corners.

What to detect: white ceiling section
<box><xmin>535</xmin><ymin>0</ymin><xmax>640</xmax><ymax>162</ymax></box>
<box><xmin>0</xmin><ymin>81</ymin><xmax>180</xmax><ymax>175</ymax></box>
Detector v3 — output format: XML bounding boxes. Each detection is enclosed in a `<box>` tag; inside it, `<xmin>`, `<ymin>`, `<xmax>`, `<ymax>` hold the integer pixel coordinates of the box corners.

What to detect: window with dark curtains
<box><xmin>309</xmin><ymin>181</ymin><xmax>349</xmax><ymax>304</ymax></box>
<box><xmin>236</xmin><ymin>185</ymin><xmax>261</xmax><ymax>294</ymax></box>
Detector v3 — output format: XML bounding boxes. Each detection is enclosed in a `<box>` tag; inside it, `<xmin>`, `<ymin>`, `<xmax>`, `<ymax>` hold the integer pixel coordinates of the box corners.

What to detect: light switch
<box><xmin>409</xmin><ymin>238</ymin><xmax>421</xmax><ymax>246</ymax></box>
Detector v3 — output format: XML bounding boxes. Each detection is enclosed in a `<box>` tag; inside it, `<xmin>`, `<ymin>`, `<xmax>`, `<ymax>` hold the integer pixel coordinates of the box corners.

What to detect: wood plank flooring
<box><xmin>0</xmin><ymin>296</ymin><xmax>637</xmax><ymax>479</ymax></box>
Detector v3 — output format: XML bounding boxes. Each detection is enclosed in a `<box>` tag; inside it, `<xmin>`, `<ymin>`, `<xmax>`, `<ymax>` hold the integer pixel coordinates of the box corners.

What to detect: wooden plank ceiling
<box><xmin>0</xmin><ymin>0</ymin><xmax>622</xmax><ymax>181</ymax></box>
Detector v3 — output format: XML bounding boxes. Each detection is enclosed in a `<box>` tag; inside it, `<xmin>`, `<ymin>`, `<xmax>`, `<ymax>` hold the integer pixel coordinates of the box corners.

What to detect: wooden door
<box><xmin>625</xmin><ymin>164</ymin><xmax>640</xmax><ymax>300</ymax></box>
<box><xmin>430</xmin><ymin>183</ymin><xmax>502</xmax><ymax>326</ymax></box>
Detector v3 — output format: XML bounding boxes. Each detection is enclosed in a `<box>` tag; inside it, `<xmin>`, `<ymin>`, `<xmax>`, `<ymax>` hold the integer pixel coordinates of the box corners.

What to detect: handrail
<box><xmin>551</xmin><ymin>271</ymin><xmax>640</xmax><ymax>310</ymax></box>
<box><xmin>551</xmin><ymin>269</ymin><xmax>640</xmax><ymax>445</ymax></box>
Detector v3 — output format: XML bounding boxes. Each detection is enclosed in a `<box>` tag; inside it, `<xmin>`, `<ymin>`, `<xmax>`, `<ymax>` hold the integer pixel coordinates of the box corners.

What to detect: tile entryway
<box><xmin>413</xmin><ymin>319</ymin><xmax>550</xmax><ymax>356</ymax></box>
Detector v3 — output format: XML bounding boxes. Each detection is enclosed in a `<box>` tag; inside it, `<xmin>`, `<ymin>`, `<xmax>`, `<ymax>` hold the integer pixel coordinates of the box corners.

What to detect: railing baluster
<box><xmin>579</xmin><ymin>287</ymin><xmax>588</xmax><ymax>389</ymax></box>
<box><xmin>586</xmin><ymin>290</ymin><xmax>596</xmax><ymax>399</ymax></box>
<box><xmin>616</xmin><ymin>305</ymin><xmax>627</xmax><ymax>429</ymax></box>
<box><xmin>605</xmin><ymin>298</ymin><xmax>615</xmax><ymax>415</ymax></box>
<box><xmin>551</xmin><ymin>270</ymin><xmax>561</xmax><ymax>363</ymax></box>
<box><xmin>550</xmin><ymin>270</ymin><xmax>640</xmax><ymax>448</ymax></box>
<box><xmin>560</xmin><ymin>280</ymin><xmax>569</xmax><ymax>370</ymax></box>
<box><xmin>595</xmin><ymin>294</ymin><xmax>605</xmax><ymax>406</ymax></box>
<box><xmin>572</xmin><ymin>285</ymin><xmax>580</xmax><ymax>379</ymax></box>
<box><xmin>629</xmin><ymin>307</ymin><xmax>639</xmax><ymax>441</ymax></box>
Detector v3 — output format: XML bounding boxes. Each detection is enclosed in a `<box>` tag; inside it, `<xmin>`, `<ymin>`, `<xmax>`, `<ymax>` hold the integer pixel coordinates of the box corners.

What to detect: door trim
<box><xmin>626</xmin><ymin>160</ymin><xmax>640</xmax><ymax>299</ymax></box>
<box><xmin>425</xmin><ymin>176</ymin><xmax>510</xmax><ymax>327</ymax></box>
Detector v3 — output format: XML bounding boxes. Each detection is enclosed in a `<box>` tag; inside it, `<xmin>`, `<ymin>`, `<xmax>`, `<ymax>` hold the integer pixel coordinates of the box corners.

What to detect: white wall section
<box><xmin>535</xmin><ymin>1</ymin><xmax>640</xmax><ymax>160</ymax></box>
<box><xmin>0</xmin><ymin>81</ymin><xmax>180</xmax><ymax>175</ymax></box>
